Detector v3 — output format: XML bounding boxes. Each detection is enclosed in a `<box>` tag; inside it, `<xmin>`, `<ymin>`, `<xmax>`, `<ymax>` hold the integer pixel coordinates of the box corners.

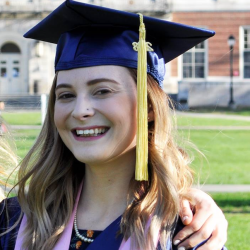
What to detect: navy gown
<box><xmin>0</xmin><ymin>197</ymin><xmax>227</xmax><ymax>250</ymax></box>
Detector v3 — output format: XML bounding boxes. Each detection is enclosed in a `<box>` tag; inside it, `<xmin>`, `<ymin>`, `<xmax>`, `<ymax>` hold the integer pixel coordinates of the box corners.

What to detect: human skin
<box><xmin>54</xmin><ymin>65</ymin><xmax>227</xmax><ymax>249</ymax></box>
<box><xmin>55</xmin><ymin>65</ymin><xmax>138</xmax><ymax>230</ymax></box>
<box><xmin>55</xmin><ymin>66</ymin><xmax>137</xmax><ymax>167</ymax></box>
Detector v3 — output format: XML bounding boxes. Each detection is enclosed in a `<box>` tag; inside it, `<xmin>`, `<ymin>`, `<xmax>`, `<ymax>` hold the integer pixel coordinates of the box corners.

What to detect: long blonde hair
<box><xmin>1</xmin><ymin>70</ymin><xmax>193</xmax><ymax>250</ymax></box>
<box><xmin>0</xmin><ymin>119</ymin><xmax>18</xmax><ymax>202</ymax></box>
<box><xmin>121</xmin><ymin>69</ymin><xmax>193</xmax><ymax>249</ymax></box>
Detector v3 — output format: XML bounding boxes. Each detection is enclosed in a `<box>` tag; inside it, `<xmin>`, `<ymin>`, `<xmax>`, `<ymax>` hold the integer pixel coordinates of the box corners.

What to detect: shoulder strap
<box><xmin>14</xmin><ymin>182</ymin><xmax>83</xmax><ymax>250</ymax></box>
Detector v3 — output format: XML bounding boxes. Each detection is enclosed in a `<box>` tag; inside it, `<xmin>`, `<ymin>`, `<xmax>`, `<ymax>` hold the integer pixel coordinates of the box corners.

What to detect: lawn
<box><xmin>211</xmin><ymin>193</ymin><xmax>250</xmax><ymax>249</ymax></box>
<box><xmin>14</xmin><ymin>129</ymin><xmax>40</xmax><ymax>159</ymax></box>
<box><xmin>2</xmin><ymin>111</ymin><xmax>250</xmax><ymax>127</ymax></box>
<box><xmin>225</xmin><ymin>213</ymin><xmax>250</xmax><ymax>249</ymax></box>
<box><xmin>177</xmin><ymin>116</ymin><xmax>250</xmax><ymax>126</ymax></box>
<box><xmin>1</xmin><ymin>111</ymin><xmax>249</xmax><ymax>249</ymax></box>
<box><xmin>1</xmin><ymin>111</ymin><xmax>41</xmax><ymax>125</ymax></box>
<box><xmin>180</xmin><ymin>130</ymin><xmax>250</xmax><ymax>184</ymax></box>
<box><xmin>2</xmin><ymin>111</ymin><xmax>249</xmax><ymax>184</ymax></box>
<box><xmin>187</xmin><ymin>109</ymin><xmax>250</xmax><ymax>117</ymax></box>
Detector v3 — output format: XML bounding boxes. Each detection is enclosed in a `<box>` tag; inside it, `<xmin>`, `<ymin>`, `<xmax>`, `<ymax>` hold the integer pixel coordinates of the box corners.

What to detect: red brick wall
<box><xmin>171</xmin><ymin>11</ymin><xmax>250</xmax><ymax>78</ymax></box>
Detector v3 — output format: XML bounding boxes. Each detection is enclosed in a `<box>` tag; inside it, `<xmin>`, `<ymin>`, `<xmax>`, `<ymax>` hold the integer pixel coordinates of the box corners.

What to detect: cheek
<box><xmin>112</xmin><ymin>95</ymin><xmax>136</xmax><ymax>125</ymax></box>
<box><xmin>116</xmin><ymin>95</ymin><xmax>137</xmax><ymax>135</ymax></box>
<box><xmin>54</xmin><ymin>104</ymin><xmax>66</xmax><ymax>129</ymax></box>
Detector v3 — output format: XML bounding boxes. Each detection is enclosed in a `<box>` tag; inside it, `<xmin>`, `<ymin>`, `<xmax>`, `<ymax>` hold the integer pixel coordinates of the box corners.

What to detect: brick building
<box><xmin>168</xmin><ymin>0</ymin><xmax>250</xmax><ymax>108</ymax></box>
<box><xmin>1</xmin><ymin>0</ymin><xmax>250</xmax><ymax>108</ymax></box>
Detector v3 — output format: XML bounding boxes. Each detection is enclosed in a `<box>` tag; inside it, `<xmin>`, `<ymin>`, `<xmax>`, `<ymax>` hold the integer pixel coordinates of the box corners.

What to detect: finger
<box><xmin>177</xmin><ymin>214</ymin><xmax>215</xmax><ymax>250</ymax></box>
<box><xmin>179</xmin><ymin>199</ymin><xmax>193</xmax><ymax>225</ymax></box>
<box><xmin>173</xmin><ymin>204</ymin><xmax>211</xmax><ymax>243</ymax></box>
<box><xmin>198</xmin><ymin>218</ymin><xmax>228</xmax><ymax>250</ymax></box>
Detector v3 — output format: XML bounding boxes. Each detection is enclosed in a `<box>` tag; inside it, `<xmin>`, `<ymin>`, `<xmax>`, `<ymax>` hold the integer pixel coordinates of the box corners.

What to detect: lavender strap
<box><xmin>14</xmin><ymin>183</ymin><xmax>159</xmax><ymax>250</ymax></box>
<box><xmin>14</xmin><ymin>213</ymin><xmax>27</xmax><ymax>250</ymax></box>
<box><xmin>119</xmin><ymin>217</ymin><xmax>159</xmax><ymax>250</ymax></box>
<box><xmin>14</xmin><ymin>182</ymin><xmax>83</xmax><ymax>250</ymax></box>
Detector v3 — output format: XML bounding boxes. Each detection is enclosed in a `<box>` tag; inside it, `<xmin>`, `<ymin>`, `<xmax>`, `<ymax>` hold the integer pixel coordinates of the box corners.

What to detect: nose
<box><xmin>72</xmin><ymin>96</ymin><xmax>95</xmax><ymax>120</ymax></box>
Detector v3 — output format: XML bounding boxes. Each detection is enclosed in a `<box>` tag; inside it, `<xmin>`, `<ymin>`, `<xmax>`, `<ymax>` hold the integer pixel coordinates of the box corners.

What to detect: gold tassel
<box><xmin>132</xmin><ymin>14</ymin><xmax>153</xmax><ymax>181</ymax></box>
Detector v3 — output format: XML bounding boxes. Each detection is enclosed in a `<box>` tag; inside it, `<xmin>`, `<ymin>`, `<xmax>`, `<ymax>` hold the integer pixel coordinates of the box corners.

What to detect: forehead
<box><xmin>56</xmin><ymin>65</ymin><xmax>133</xmax><ymax>86</ymax></box>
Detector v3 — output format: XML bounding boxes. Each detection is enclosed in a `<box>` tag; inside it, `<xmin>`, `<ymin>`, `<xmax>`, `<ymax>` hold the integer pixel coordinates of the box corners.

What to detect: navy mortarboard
<box><xmin>24</xmin><ymin>0</ymin><xmax>214</xmax><ymax>87</ymax></box>
<box><xmin>24</xmin><ymin>0</ymin><xmax>215</xmax><ymax>181</ymax></box>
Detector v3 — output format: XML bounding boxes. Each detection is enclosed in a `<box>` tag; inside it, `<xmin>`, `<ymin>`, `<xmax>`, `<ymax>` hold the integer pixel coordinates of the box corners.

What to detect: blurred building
<box><xmin>0</xmin><ymin>0</ymin><xmax>250</xmax><ymax>108</ymax></box>
<box><xmin>0</xmin><ymin>0</ymin><xmax>171</xmax><ymax>99</ymax></box>
<box><xmin>170</xmin><ymin>0</ymin><xmax>250</xmax><ymax>108</ymax></box>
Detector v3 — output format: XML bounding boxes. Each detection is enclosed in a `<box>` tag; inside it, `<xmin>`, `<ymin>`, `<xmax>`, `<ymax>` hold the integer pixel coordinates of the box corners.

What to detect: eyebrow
<box><xmin>55</xmin><ymin>78</ymin><xmax>119</xmax><ymax>91</ymax></box>
<box><xmin>87</xmin><ymin>78</ymin><xmax>119</xmax><ymax>86</ymax></box>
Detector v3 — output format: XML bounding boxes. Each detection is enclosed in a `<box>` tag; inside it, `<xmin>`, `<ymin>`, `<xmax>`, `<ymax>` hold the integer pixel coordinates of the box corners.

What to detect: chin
<box><xmin>73</xmin><ymin>153</ymin><xmax>108</xmax><ymax>165</ymax></box>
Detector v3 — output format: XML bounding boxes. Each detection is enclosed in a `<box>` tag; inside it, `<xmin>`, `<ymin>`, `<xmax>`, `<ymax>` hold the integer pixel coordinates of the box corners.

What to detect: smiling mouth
<box><xmin>74</xmin><ymin>127</ymin><xmax>109</xmax><ymax>137</ymax></box>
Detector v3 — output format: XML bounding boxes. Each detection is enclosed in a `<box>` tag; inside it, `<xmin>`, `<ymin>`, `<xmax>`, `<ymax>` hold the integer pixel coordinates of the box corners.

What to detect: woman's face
<box><xmin>54</xmin><ymin>66</ymin><xmax>137</xmax><ymax>165</ymax></box>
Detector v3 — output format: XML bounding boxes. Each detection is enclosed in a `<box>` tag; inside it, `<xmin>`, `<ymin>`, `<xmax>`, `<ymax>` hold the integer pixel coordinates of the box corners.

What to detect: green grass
<box><xmin>177</xmin><ymin>116</ymin><xmax>250</xmax><ymax>126</ymax></box>
<box><xmin>2</xmin><ymin>110</ymin><xmax>250</xmax><ymax>127</ymax></box>
<box><xmin>225</xmin><ymin>213</ymin><xmax>250</xmax><ymax>249</ymax></box>
<box><xmin>14</xmin><ymin>130</ymin><xmax>40</xmax><ymax>158</ymax></box>
<box><xmin>178</xmin><ymin>130</ymin><xmax>250</xmax><ymax>184</ymax></box>
<box><xmin>211</xmin><ymin>193</ymin><xmax>250</xmax><ymax>249</ymax></box>
<box><xmin>223</xmin><ymin>110</ymin><xmax>250</xmax><ymax>116</ymax></box>
<box><xmin>212</xmin><ymin>193</ymin><xmax>250</xmax><ymax>213</ymax></box>
<box><xmin>2</xmin><ymin>112</ymin><xmax>248</xmax><ymax>184</ymax></box>
<box><xmin>2</xmin><ymin>111</ymin><xmax>249</xmax><ymax>248</ymax></box>
<box><xmin>188</xmin><ymin>108</ymin><xmax>250</xmax><ymax>116</ymax></box>
<box><xmin>13</xmin><ymin>129</ymin><xmax>250</xmax><ymax>184</ymax></box>
<box><xmin>1</xmin><ymin>111</ymin><xmax>41</xmax><ymax>125</ymax></box>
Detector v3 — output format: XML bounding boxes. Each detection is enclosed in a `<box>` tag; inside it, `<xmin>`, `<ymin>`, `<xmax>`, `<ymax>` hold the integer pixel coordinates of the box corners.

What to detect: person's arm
<box><xmin>173</xmin><ymin>188</ymin><xmax>228</xmax><ymax>250</ymax></box>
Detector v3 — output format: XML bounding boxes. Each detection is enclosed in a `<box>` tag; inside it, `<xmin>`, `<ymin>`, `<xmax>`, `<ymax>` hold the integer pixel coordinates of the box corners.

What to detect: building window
<box><xmin>1</xmin><ymin>42</ymin><xmax>21</xmax><ymax>53</ymax></box>
<box><xmin>243</xmin><ymin>28</ymin><xmax>250</xmax><ymax>78</ymax></box>
<box><xmin>182</xmin><ymin>42</ymin><xmax>206</xmax><ymax>79</ymax></box>
<box><xmin>1</xmin><ymin>68</ymin><xmax>7</xmax><ymax>78</ymax></box>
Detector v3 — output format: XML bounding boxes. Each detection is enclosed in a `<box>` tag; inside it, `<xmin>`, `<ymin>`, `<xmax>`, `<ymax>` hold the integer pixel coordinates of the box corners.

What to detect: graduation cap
<box><xmin>24</xmin><ymin>0</ymin><xmax>215</xmax><ymax>181</ymax></box>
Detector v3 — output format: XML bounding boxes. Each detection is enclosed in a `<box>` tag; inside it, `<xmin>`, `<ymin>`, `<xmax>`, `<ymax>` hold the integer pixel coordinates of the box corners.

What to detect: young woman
<box><xmin>0</xmin><ymin>1</ymin><xmax>228</xmax><ymax>250</ymax></box>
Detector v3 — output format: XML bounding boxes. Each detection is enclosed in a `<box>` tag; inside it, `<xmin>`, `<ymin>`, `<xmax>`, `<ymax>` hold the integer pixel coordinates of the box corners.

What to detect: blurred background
<box><xmin>0</xmin><ymin>0</ymin><xmax>250</xmax><ymax>248</ymax></box>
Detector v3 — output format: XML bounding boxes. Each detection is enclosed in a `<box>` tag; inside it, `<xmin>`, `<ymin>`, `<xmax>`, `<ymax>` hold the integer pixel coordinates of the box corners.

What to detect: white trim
<box><xmin>0</xmin><ymin>31</ymin><xmax>30</xmax><ymax>94</ymax></box>
<box><xmin>240</xmin><ymin>25</ymin><xmax>250</xmax><ymax>80</ymax></box>
<box><xmin>178</xmin><ymin>39</ymin><xmax>208</xmax><ymax>80</ymax></box>
<box><xmin>207</xmin><ymin>76</ymin><xmax>239</xmax><ymax>81</ymax></box>
<box><xmin>177</xmin><ymin>55</ymin><xmax>182</xmax><ymax>82</ymax></box>
<box><xmin>239</xmin><ymin>26</ymin><xmax>244</xmax><ymax>79</ymax></box>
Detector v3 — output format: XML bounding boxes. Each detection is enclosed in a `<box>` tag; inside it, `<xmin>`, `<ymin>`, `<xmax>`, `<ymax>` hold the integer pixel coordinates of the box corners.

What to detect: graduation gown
<box><xmin>0</xmin><ymin>197</ymin><xmax>227</xmax><ymax>250</ymax></box>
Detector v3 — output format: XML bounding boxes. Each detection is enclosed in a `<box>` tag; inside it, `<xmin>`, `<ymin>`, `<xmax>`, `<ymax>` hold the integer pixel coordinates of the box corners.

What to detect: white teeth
<box><xmin>76</xmin><ymin>128</ymin><xmax>107</xmax><ymax>137</ymax></box>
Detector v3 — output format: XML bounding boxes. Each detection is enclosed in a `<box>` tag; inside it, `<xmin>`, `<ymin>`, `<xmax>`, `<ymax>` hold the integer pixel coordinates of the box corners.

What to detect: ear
<box><xmin>148</xmin><ymin>103</ymin><xmax>154</xmax><ymax>122</ymax></box>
